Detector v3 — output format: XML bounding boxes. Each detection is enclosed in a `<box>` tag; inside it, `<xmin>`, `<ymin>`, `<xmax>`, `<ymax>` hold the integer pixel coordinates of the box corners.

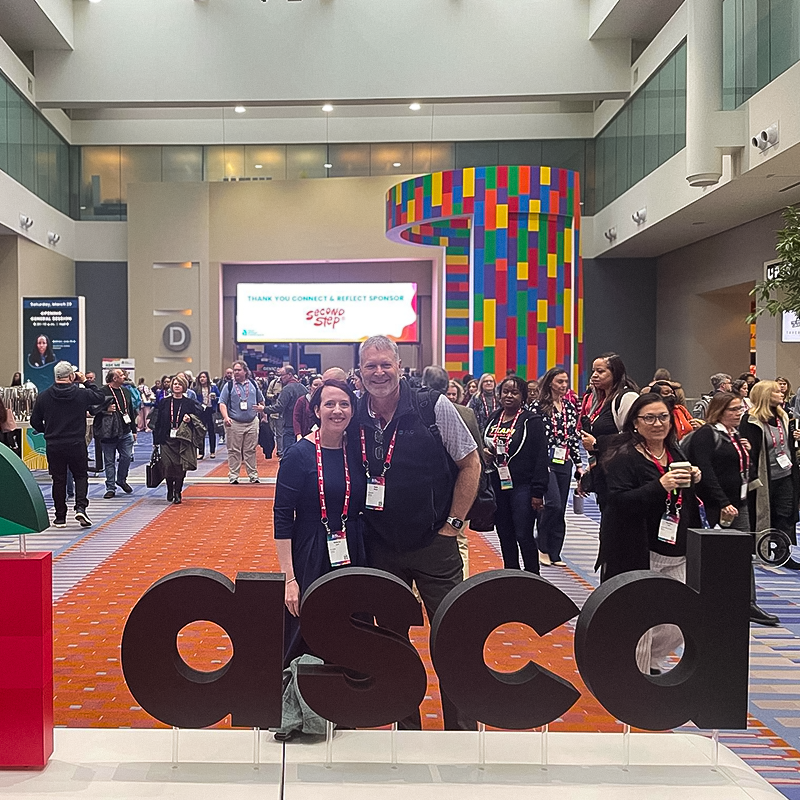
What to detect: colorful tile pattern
<box><xmin>386</xmin><ymin>166</ymin><xmax>582</xmax><ymax>382</ymax></box>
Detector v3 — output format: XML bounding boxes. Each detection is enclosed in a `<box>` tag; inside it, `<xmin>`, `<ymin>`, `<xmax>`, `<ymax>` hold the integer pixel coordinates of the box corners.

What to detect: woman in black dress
<box><xmin>685</xmin><ymin>391</ymin><xmax>778</xmax><ymax>625</ymax></box>
<box><xmin>273</xmin><ymin>379</ymin><xmax>367</xmax><ymax>666</ymax></box>
<box><xmin>152</xmin><ymin>375</ymin><xmax>202</xmax><ymax>504</ymax></box>
<box><xmin>484</xmin><ymin>376</ymin><xmax>549</xmax><ymax>573</ymax></box>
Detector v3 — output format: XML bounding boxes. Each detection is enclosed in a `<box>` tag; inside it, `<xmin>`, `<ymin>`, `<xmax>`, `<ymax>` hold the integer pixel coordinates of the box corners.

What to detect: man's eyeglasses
<box><xmin>636</xmin><ymin>413</ymin><xmax>671</xmax><ymax>425</ymax></box>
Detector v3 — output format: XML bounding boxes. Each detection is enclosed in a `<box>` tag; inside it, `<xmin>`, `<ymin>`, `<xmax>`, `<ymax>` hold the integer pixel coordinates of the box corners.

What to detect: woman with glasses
<box><xmin>739</xmin><ymin>380</ymin><xmax>800</xmax><ymax>570</ymax></box>
<box><xmin>599</xmin><ymin>392</ymin><xmax>702</xmax><ymax>674</ymax></box>
<box><xmin>484</xmin><ymin>376</ymin><xmax>549</xmax><ymax>573</ymax></box>
<box><xmin>469</xmin><ymin>372</ymin><xmax>500</xmax><ymax>433</ymax></box>
<box><xmin>684</xmin><ymin>392</ymin><xmax>778</xmax><ymax>625</ymax></box>
<box><xmin>535</xmin><ymin>367</ymin><xmax>582</xmax><ymax>567</ymax></box>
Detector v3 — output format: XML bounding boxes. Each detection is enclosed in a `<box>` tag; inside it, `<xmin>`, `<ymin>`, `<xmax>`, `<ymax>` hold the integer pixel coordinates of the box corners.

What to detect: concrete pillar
<box><xmin>686</xmin><ymin>0</ymin><xmax>724</xmax><ymax>186</ymax></box>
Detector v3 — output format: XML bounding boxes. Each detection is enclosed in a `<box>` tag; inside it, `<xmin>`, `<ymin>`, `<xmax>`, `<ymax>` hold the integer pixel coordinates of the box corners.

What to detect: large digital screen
<box><xmin>237</xmin><ymin>283</ymin><xmax>418</xmax><ymax>343</ymax></box>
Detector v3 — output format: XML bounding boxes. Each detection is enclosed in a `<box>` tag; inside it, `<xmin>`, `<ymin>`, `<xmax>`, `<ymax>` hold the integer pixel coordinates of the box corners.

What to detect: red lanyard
<box><xmin>551</xmin><ymin>403</ymin><xmax>568</xmax><ymax>444</ymax></box>
<box><xmin>492</xmin><ymin>408</ymin><xmax>523</xmax><ymax>450</ymax></box>
<box><xmin>482</xmin><ymin>393</ymin><xmax>498</xmax><ymax>418</ymax></box>
<box><xmin>315</xmin><ymin>430</ymin><xmax>350</xmax><ymax>533</ymax></box>
<box><xmin>360</xmin><ymin>425</ymin><xmax>398</xmax><ymax>478</ymax></box>
<box><xmin>233</xmin><ymin>381</ymin><xmax>250</xmax><ymax>402</ymax></box>
<box><xmin>646</xmin><ymin>446</ymin><xmax>682</xmax><ymax>510</ymax></box>
<box><xmin>170</xmin><ymin>398</ymin><xmax>182</xmax><ymax>429</ymax></box>
<box><xmin>768</xmin><ymin>419</ymin><xmax>786</xmax><ymax>452</ymax></box>
<box><xmin>726</xmin><ymin>429</ymin><xmax>749</xmax><ymax>479</ymax></box>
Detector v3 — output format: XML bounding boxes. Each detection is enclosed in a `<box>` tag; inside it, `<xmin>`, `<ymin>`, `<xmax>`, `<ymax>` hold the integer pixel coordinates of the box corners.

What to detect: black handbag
<box><xmin>466</xmin><ymin>468</ymin><xmax>497</xmax><ymax>532</ymax></box>
<box><xmin>146</xmin><ymin>445</ymin><xmax>165</xmax><ymax>488</ymax></box>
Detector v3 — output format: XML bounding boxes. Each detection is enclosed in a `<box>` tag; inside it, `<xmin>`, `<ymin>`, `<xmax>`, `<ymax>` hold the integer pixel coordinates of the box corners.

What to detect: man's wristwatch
<box><xmin>446</xmin><ymin>516</ymin><xmax>464</xmax><ymax>530</ymax></box>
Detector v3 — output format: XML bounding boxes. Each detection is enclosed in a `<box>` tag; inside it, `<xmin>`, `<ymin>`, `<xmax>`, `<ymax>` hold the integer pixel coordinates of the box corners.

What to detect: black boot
<box><xmin>750</xmin><ymin>603</ymin><xmax>780</xmax><ymax>626</ymax></box>
<box><xmin>166</xmin><ymin>479</ymin><xmax>174</xmax><ymax>503</ymax></box>
<box><xmin>173</xmin><ymin>475</ymin><xmax>184</xmax><ymax>504</ymax></box>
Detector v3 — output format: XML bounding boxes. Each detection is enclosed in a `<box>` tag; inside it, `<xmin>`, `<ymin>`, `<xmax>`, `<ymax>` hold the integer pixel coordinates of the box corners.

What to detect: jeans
<box><xmin>47</xmin><ymin>441</ymin><xmax>90</xmax><ymax>519</ymax></box>
<box><xmin>537</xmin><ymin>460</ymin><xmax>573</xmax><ymax>561</ymax></box>
<box><xmin>198</xmin><ymin>407</ymin><xmax>217</xmax><ymax>457</ymax></box>
<box><xmin>365</xmin><ymin>532</ymin><xmax>474</xmax><ymax>731</ymax></box>
<box><xmin>102</xmin><ymin>432</ymin><xmax>134</xmax><ymax>491</ymax></box>
<box><xmin>491</xmin><ymin>473</ymin><xmax>540</xmax><ymax>573</ymax></box>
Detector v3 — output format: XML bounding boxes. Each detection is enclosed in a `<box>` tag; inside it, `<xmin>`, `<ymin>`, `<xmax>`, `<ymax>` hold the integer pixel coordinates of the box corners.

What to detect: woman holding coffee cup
<box><xmin>739</xmin><ymin>380</ymin><xmax>800</xmax><ymax>570</ymax></box>
<box><xmin>597</xmin><ymin>393</ymin><xmax>702</xmax><ymax>674</ymax></box>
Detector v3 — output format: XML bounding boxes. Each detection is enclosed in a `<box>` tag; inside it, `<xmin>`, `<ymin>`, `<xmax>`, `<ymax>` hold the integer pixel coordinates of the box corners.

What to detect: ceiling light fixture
<box><xmin>323</xmin><ymin>162</ymin><xmax>333</xmax><ymax>169</ymax></box>
<box><xmin>254</xmin><ymin>164</ymin><xmax>263</xmax><ymax>169</ymax></box>
<box><xmin>393</xmin><ymin>162</ymin><xmax>402</xmax><ymax>168</ymax></box>
<box><xmin>234</xmin><ymin>105</ymin><xmax>246</xmax><ymax>114</ymax></box>
<box><xmin>88</xmin><ymin>0</ymin><xmax>102</xmax><ymax>4</ymax></box>
<box><xmin>322</xmin><ymin>103</ymin><xmax>334</xmax><ymax>113</ymax></box>
<box><xmin>409</xmin><ymin>102</ymin><xmax>421</xmax><ymax>111</ymax></box>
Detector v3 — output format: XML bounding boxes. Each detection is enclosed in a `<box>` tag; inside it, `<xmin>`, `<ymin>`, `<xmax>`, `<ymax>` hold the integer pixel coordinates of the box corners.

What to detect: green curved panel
<box><xmin>0</xmin><ymin>442</ymin><xmax>50</xmax><ymax>536</ymax></box>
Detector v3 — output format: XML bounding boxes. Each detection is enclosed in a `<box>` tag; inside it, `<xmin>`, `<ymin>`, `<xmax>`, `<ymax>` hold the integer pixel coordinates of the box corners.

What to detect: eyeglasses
<box><xmin>726</xmin><ymin>405</ymin><xmax>744</xmax><ymax>413</ymax></box>
<box><xmin>636</xmin><ymin>413</ymin><xmax>671</xmax><ymax>425</ymax></box>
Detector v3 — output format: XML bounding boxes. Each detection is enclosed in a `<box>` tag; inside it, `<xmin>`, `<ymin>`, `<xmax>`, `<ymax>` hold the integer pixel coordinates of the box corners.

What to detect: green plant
<box><xmin>748</xmin><ymin>205</ymin><xmax>800</xmax><ymax>322</ymax></box>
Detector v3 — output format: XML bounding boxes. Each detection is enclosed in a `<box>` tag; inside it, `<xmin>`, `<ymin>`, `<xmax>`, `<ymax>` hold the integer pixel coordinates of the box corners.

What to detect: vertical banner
<box><xmin>21</xmin><ymin>298</ymin><xmax>85</xmax><ymax>392</ymax></box>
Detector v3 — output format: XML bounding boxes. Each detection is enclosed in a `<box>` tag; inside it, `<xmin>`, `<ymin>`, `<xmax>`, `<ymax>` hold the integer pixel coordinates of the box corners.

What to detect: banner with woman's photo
<box><xmin>22</xmin><ymin>297</ymin><xmax>85</xmax><ymax>391</ymax></box>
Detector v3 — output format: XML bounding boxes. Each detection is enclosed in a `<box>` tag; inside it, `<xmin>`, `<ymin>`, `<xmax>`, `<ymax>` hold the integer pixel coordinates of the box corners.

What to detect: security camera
<box><xmin>19</xmin><ymin>214</ymin><xmax>33</xmax><ymax>230</ymax></box>
<box><xmin>47</xmin><ymin>231</ymin><xmax>60</xmax><ymax>245</ymax></box>
<box><xmin>631</xmin><ymin>208</ymin><xmax>647</xmax><ymax>225</ymax></box>
<box><xmin>604</xmin><ymin>227</ymin><xmax>617</xmax><ymax>242</ymax></box>
<box><xmin>753</xmin><ymin>122</ymin><xmax>779</xmax><ymax>152</ymax></box>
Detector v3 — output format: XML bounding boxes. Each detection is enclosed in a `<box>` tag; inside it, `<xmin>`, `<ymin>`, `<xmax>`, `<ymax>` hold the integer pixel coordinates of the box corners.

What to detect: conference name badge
<box><xmin>498</xmin><ymin>464</ymin><xmax>513</xmax><ymax>490</ymax></box>
<box><xmin>658</xmin><ymin>513</ymin><xmax>679</xmax><ymax>544</ymax></box>
<box><xmin>366</xmin><ymin>477</ymin><xmax>386</xmax><ymax>510</ymax></box>
<box><xmin>239</xmin><ymin>401</ymin><xmax>249</xmax><ymax>411</ymax></box>
<box><xmin>552</xmin><ymin>446</ymin><xmax>567</xmax><ymax>464</ymax></box>
<box><xmin>326</xmin><ymin>529</ymin><xmax>351</xmax><ymax>567</ymax></box>
<box><xmin>170</xmin><ymin>429</ymin><xmax>178</xmax><ymax>438</ymax></box>
<box><xmin>122</xmin><ymin>413</ymin><xmax>132</xmax><ymax>425</ymax></box>
<box><xmin>777</xmin><ymin>452</ymin><xmax>792</xmax><ymax>470</ymax></box>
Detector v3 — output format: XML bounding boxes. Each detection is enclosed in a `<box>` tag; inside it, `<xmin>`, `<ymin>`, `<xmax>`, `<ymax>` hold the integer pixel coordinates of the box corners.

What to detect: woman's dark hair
<box><xmin>497</xmin><ymin>375</ymin><xmax>528</xmax><ymax>402</ymax></box>
<box><xmin>597</xmin><ymin>352</ymin><xmax>639</xmax><ymax>400</ymax></box>
<box><xmin>29</xmin><ymin>334</ymin><xmax>54</xmax><ymax>366</ymax></box>
<box><xmin>10</xmin><ymin>372</ymin><xmax>22</xmax><ymax>386</ymax></box>
<box><xmin>602</xmin><ymin>393</ymin><xmax>677</xmax><ymax>466</ymax></box>
<box><xmin>537</xmin><ymin>367</ymin><xmax>568</xmax><ymax>414</ymax></box>
<box><xmin>309</xmin><ymin>379</ymin><xmax>359</xmax><ymax>429</ymax></box>
<box><xmin>739</xmin><ymin>372</ymin><xmax>758</xmax><ymax>386</ymax></box>
<box><xmin>731</xmin><ymin>378</ymin><xmax>748</xmax><ymax>397</ymax></box>
<box><xmin>196</xmin><ymin>370</ymin><xmax>211</xmax><ymax>387</ymax></box>
<box><xmin>705</xmin><ymin>391</ymin><xmax>739</xmax><ymax>426</ymax></box>
<box><xmin>0</xmin><ymin>393</ymin><xmax>8</xmax><ymax>421</ymax></box>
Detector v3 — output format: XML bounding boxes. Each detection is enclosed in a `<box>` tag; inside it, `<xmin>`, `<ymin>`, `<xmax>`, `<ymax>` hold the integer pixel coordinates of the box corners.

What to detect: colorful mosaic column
<box><xmin>385</xmin><ymin>166</ymin><xmax>582</xmax><ymax>384</ymax></box>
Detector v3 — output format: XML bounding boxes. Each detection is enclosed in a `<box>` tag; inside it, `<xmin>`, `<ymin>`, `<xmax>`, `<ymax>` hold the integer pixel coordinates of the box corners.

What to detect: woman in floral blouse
<box><xmin>534</xmin><ymin>367</ymin><xmax>583</xmax><ymax>566</ymax></box>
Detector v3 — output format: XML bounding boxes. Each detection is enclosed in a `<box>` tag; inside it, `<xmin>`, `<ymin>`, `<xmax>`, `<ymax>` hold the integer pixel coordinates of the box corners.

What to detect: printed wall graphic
<box><xmin>386</xmin><ymin>167</ymin><xmax>582</xmax><ymax>383</ymax></box>
<box><xmin>237</xmin><ymin>283</ymin><xmax>418</xmax><ymax>343</ymax></box>
<box><xmin>22</xmin><ymin>297</ymin><xmax>85</xmax><ymax>391</ymax></box>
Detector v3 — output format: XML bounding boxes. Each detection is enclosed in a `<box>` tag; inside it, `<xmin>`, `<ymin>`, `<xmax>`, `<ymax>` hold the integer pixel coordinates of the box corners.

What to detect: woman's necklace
<box><xmin>643</xmin><ymin>443</ymin><xmax>666</xmax><ymax>462</ymax></box>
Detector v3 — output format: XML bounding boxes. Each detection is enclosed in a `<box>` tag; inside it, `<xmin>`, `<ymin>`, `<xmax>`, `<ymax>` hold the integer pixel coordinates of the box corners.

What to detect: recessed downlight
<box><xmin>323</xmin><ymin>162</ymin><xmax>333</xmax><ymax>169</ymax></box>
<box><xmin>254</xmin><ymin>164</ymin><xmax>263</xmax><ymax>169</ymax></box>
<box><xmin>322</xmin><ymin>104</ymin><xmax>334</xmax><ymax>113</ymax></box>
<box><xmin>393</xmin><ymin>162</ymin><xmax>402</xmax><ymax>167</ymax></box>
<box><xmin>409</xmin><ymin>102</ymin><xmax>421</xmax><ymax>111</ymax></box>
<box><xmin>234</xmin><ymin>105</ymin><xmax>246</xmax><ymax>114</ymax></box>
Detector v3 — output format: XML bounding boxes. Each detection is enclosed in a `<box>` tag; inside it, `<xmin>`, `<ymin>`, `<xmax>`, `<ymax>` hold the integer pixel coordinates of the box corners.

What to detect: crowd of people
<box><xmin>10</xmin><ymin>344</ymin><xmax>800</xmax><ymax>735</ymax></box>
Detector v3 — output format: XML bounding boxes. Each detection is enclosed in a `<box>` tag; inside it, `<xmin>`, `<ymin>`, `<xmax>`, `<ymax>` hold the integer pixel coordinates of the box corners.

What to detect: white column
<box><xmin>686</xmin><ymin>0</ymin><xmax>724</xmax><ymax>186</ymax></box>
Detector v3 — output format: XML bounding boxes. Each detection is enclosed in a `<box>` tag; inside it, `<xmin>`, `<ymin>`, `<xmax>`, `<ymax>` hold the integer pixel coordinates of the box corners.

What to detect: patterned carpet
<box><xmin>11</xmin><ymin>435</ymin><xmax>800</xmax><ymax>796</ymax></box>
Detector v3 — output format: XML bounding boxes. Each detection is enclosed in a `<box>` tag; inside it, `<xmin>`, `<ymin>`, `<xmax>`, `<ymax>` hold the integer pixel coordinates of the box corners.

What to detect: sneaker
<box><xmin>53</xmin><ymin>517</ymin><xmax>66</xmax><ymax>528</ymax></box>
<box><xmin>539</xmin><ymin>552</ymin><xmax>552</xmax><ymax>566</ymax></box>
<box><xmin>198</xmin><ymin>455</ymin><xmax>204</xmax><ymax>461</ymax></box>
<box><xmin>209</xmin><ymin>453</ymin><xmax>216</xmax><ymax>459</ymax></box>
<box><xmin>250</xmin><ymin>477</ymin><xmax>261</xmax><ymax>484</ymax></box>
<box><xmin>552</xmin><ymin>560</ymin><xmax>567</xmax><ymax>567</ymax></box>
<box><xmin>75</xmin><ymin>510</ymin><xmax>92</xmax><ymax>528</ymax></box>
<box><xmin>117</xmin><ymin>482</ymin><xmax>133</xmax><ymax>494</ymax></box>
<box><xmin>103</xmin><ymin>490</ymin><xmax>116</xmax><ymax>499</ymax></box>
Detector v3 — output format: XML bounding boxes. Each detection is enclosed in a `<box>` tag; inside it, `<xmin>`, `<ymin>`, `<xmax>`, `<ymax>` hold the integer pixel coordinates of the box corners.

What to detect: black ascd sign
<box><xmin>121</xmin><ymin>529</ymin><xmax>751</xmax><ymax>732</ymax></box>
